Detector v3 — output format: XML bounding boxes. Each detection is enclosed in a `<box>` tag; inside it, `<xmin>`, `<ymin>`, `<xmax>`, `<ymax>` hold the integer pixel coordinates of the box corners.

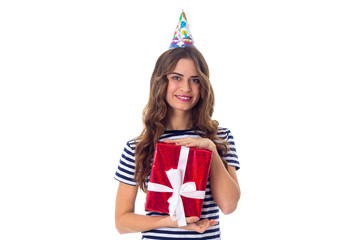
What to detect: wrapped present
<box><xmin>145</xmin><ymin>141</ymin><xmax>212</xmax><ymax>226</ymax></box>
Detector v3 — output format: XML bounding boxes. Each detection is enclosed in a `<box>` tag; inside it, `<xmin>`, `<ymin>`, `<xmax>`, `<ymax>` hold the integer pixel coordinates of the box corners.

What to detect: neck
<box><xmin>166</xmin><ymin>109</ymin><xmax>192</xmax><ymax>130</ymax></box>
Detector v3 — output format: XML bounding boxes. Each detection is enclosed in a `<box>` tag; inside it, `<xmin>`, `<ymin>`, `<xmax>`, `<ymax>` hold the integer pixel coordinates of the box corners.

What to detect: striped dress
<box><xmin>114</xmin><ymin>127</ymin><xmax>240</xmax><ymax>239</ymax></box>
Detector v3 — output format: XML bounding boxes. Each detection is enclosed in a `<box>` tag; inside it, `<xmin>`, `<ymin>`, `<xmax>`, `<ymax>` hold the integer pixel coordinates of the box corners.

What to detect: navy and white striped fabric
<box><xmin>114</xmin><ymin>127</ymin><xmax>240</xmax><ymax>239</ymax></box>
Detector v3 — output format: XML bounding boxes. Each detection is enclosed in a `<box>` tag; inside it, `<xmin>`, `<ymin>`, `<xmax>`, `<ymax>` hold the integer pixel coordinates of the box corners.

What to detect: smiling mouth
<box><xmin>175</xmin><ymin>95</ymin><xmax>192</xmax><ymax>102</ymax></box>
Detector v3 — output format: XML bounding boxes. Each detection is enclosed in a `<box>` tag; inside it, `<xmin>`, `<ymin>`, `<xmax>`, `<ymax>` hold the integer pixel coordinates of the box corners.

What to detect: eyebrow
<box><xmin>169</xmin><ymin>72</ymin><xmax>199</xmax><ymax>78</ymax></box>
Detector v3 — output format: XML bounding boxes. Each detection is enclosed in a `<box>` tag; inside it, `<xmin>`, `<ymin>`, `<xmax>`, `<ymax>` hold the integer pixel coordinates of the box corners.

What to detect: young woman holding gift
<box><xmin>114</xmin><ymin>11</ymin><xmax>240</xmax><ymax>240</ymax></box>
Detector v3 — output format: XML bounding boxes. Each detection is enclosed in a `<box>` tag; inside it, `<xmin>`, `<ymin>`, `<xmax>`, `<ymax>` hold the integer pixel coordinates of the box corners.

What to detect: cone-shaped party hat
<box><xmin>169</xmin><ymin>10</ymin><xmax>195</xmax><ymax>49</ymax></box>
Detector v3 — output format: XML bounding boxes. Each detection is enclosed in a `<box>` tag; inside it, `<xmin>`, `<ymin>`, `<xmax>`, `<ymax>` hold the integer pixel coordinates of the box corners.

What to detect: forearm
<box><xmin>116</xmin><ymin>212</ymin><xmax>176</xmax><ymax>234</ymax></box>
<box><xmin>209</xmin><ymin>150</ymin><xmax>240</xmax><ymax>214</ymax></box>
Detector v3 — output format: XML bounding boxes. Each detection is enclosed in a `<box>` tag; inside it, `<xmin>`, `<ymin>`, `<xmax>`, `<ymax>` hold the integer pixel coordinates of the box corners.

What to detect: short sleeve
<box><xmin>218</xmin><ymin>128</ymin><xmax>240</xmax><ymax>170</ymax></box>
<box><xmin>114</xmin><ymin>140</ymin><xmax>137</xmax><ymax>186</ymax></box>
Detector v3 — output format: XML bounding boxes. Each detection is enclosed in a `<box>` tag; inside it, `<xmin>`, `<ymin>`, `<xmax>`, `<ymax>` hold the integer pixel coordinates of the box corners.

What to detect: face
<box><xmin>166</xmin><ymin>58</ymin><xmax>200</xmax><ymax>113</ymax></box>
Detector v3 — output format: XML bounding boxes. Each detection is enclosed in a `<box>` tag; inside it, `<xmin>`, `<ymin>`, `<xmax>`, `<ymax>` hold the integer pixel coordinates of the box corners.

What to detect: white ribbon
<box><xmin>147</xmin><ymin>146</ymin><xmax>206</xmax><ymax>227</ymax></box>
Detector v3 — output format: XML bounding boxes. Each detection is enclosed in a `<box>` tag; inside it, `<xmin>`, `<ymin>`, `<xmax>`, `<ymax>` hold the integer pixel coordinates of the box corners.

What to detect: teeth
<box><xmin>177</xmin><ymin>96</ymin><xmax>190</xmax><ymax>100</ymax></box>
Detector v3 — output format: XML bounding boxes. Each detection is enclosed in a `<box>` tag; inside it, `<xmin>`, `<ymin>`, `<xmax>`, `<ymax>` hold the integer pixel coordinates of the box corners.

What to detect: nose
<box><xmin>180</xmin><ymin>79</ymin><xmax>191</xmax><ymax>92</ymax></box>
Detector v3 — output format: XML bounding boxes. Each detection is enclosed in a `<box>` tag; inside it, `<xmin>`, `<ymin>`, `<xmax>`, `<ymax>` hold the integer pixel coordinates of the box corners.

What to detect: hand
<box><xmin>182</xmin><ymin>217</ymin><xmax>218</xmax><ymax>233</ymax></box>
<box><xmin>164</xmin><ymin>138</ymin><xmax>216</xmax><ymax>152</ymax></box>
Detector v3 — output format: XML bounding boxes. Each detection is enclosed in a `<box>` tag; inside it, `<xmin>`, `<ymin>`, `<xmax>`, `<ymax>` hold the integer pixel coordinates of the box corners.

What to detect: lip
<box><xmin>175</xmin><ymin>95</ymin><xmax>192</xmax><ymax>102</ymax></box>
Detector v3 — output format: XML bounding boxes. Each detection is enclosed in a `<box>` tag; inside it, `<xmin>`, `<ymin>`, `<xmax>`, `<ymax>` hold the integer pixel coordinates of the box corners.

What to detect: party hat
<box><xmin>169</xmin><ymin>10</ymin><xmax>195</xmax><ymax>49</ymax></box>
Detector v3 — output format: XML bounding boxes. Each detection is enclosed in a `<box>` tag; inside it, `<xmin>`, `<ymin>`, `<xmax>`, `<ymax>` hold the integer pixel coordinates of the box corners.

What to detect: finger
<box><xmin>199</xmin><ymin>220</ymin><xmax>211</xmax><ymax>233</ymax></box>
<box><xmin>164</xmin><ymin>137</ymin><xmax>192</xmax><ymax>142</ymax></box>
<box><xmin>163</xmin><ymin>138</ymin><xmax>198</xmax><ymax>148</ymax></box>
<box><xmin>178</xmin><ymin>139</ymin><xmax>196</xmax><ymax>146</ymax></box>
<box><xmin>184</xmin><ymin>143</ymin><xmax>197</xmax><ymax>147</ymax></box>
<box><xmin>163</xmin><ymin>139</ymin><xmax>186</xmax><ymax>145</ymax></box>
<box><xmin>174</xmin><ymin>141</ymin><xmax>191</xmax><ymax>146</ymax></box>
<box><xmin>186</xmin><ymin>216</ymin><xmax>200</xmax><ymax>223</ymax></box>
<box><xmin>209</xmin><ymin>219</ymin><xmax>218</xmax><ymax>227</ymax></box>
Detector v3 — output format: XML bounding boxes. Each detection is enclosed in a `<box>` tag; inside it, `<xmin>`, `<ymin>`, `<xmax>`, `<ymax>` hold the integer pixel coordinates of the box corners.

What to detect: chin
<box><xmin>170</xmin><ymin>104</ymin><xmax>194</xmax><ymax>112</ymax></box>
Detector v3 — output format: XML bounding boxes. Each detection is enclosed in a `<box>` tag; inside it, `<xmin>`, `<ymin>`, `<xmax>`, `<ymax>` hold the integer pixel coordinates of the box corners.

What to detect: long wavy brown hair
<box><xmin>135</xmin><ymin>46</ymin><xmax>228</xmax><ymax>192</ymax></box>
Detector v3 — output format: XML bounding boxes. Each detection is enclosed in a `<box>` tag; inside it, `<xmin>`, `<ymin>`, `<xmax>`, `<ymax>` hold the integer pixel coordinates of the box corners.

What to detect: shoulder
<box><xmin>126</xmin><ymin>139</ymin><xmax>137</xmax><ymax>149</ymax></box>
<box><xmin>121</xmin><ymin>139</ymin><xmax>138</xmax><ymax>160</ymax></box>
<box><xmin>217</xmin><ymin>127</ymin><xmax>240</xmax><ymax>169</ymax></box>
<box><xmin>216</xmin><ymin>127</ymin><xmax>235</xmax><ymax>142</ymax></box>
<box><xmin>115</xmin><ymin>139</ymin><xmax>138</xmax><ymax>185</ymax></box>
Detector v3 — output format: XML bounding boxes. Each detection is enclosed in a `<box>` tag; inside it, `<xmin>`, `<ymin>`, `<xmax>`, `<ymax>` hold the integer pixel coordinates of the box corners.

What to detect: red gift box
<box><xmin>145</xmin><ymin>142</ymin><xmax>212</xmax><ymax>226</ymax></box>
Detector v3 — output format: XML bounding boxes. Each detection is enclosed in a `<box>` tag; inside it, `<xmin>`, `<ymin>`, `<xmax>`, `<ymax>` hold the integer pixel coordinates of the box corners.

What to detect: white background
<box><xmin>1</xmin><ymin>0</ymin><xmax>359</xmax><ymax>239</ymax></box>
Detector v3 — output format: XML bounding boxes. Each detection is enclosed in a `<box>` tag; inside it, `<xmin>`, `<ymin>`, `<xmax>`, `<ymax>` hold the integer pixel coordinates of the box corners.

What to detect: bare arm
<box><xmin>115</xmin><ymin>182</ymin><xmax>173</xmax><ymax>234</ymax></box>
<box><xmin>208</xmin><ymin>150</ymin><xmax>240</xmax><ymax>214</ymax></box>
<box><xmin>115</xmin><ymin>182</ymin><xmax>216</xmax><ymax>234</ymax></box>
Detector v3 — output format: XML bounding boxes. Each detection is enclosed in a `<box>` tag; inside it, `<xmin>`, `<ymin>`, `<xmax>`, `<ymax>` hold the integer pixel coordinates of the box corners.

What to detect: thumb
<box><xmin>186</xmin><ymin>216</ymin><xmax>200</xmax><ymax>223</ymax></box>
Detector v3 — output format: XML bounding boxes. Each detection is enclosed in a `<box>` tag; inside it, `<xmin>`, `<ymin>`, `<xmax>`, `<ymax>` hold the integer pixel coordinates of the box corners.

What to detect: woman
<box><xmin>114</xmin><ymin>45</ymin><xmax>240</xmax><ymax>239</ymax></box>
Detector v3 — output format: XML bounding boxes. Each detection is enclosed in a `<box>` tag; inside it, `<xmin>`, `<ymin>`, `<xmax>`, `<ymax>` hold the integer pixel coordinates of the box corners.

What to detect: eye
<box><xmin>172</xmin><ymin>76</ymin><xmax>181</xmax><ymax>81</ymax></box>
<box><xmin>191</xmin><ymin>79</ymin><xmax>200</xmax><ymax>84</ymax></box>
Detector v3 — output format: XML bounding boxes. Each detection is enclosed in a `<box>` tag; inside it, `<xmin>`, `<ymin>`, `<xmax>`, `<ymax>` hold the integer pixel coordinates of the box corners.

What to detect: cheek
<box><xmin>166</xmin><ymin>81</ymin><xmax>179</xmax><ymax>95</ymax></box>
<box><xmin>166</xmin><ymin>82</ymin><xmax>174</xmax><ymax>95</ymax></box>
<box><xmin>192</xmin><ymin>85</ymin><xmax>201</xmax><ymax>98</ymax></box>
<box><xmin>166</xmin><ymin>82</ymin><xmax>176</xmax><ymax>101</ymax></box>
